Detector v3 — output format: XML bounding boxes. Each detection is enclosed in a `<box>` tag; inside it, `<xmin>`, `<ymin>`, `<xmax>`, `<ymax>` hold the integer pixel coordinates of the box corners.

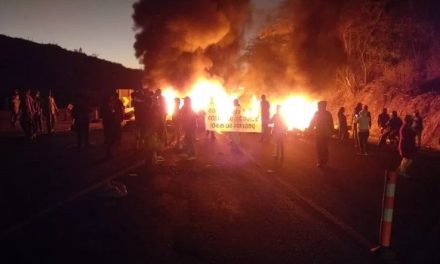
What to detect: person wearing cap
<box><xmin>397</xmin><ymin>115</ymin><xmax>417</xmax><ymax>178</ymax></box>
<box><xmin>309</xmin><ymin>101</ymin><xmax>334</xmax><ymax>167</ymax></box>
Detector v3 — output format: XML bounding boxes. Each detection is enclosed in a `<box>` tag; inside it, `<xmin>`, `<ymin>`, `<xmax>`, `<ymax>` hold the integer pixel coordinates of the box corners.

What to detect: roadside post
<box><xmin>371</xmin><ymin>170</ymin><xmax>397</xmax><ymax>260</ymax></box>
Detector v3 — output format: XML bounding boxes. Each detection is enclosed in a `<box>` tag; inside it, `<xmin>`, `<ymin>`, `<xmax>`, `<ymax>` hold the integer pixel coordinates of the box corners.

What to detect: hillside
<box><xmin>0</xmin><ymin>34</ymin><xmax>142</xmax><ymax>107</ymax></box>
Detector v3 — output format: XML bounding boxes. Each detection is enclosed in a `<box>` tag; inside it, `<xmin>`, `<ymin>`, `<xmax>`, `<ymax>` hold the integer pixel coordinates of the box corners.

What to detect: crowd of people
<box><xmin>7</xmin><ymin>88</ymin><xmax>427</xmax><ymax>177</ymax></box>
<box><xmin>9</xmin><ymin>89</ymin><xmax>59</xmax><ymax>139</ymax></box>
<box><xmin>310</xmin><ymin>100</ymin><xmax>423</xmax><ymax>177</ymax></box>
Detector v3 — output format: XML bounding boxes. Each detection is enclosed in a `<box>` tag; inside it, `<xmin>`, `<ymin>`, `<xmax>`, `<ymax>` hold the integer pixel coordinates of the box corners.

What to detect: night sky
<box><xmin>0</xmin><ymin>0</ymin><xmax>282</xmax><ymax>69</ymax></box>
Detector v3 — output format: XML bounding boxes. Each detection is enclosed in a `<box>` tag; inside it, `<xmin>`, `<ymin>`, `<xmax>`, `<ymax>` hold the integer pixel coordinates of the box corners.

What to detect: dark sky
<box><xmin>0</xmin><ymin>0</ymin><xmax>281</xmax><ymax>69</ymax></box>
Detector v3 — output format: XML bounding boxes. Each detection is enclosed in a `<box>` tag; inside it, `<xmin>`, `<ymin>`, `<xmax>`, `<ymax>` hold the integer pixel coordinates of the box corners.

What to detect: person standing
<box><xmin>352</xmin><ymin>103</ymin><xmax>363</xmax><ymax>147</ymax></box>
<box><xmin>377</xmin><ymin>108</ymin><xmax>390</xmax><ymax>134</ymax></box>
<box><xmin>337</xmin><ymin>107</ymin><xmax>348</xmax><ymax>142</ymax></box>
<box><xmin>72</xmin><ymin>93</ymin><xmax>91</xmax><ymax>149</ymax></box>
<box><xmin>20</xmin><ymin>89</ymin><xmax>36</xmax><ymax>139</ymax></box>
<box><xmin>10</xmin><ymin>89</ymin><xmax>21</xmax><ymax>128</ymax></box>
<box><xmin>260</xmin><ymin>94</ymin><xmax>271</xmax><ymax>142</ymax></box>
<box><xmin>101</xmin><ymin>93</ymin><xmax>124</xmax><ymax>158</ymax></box>
<box><xmin>171</xmin><ymin>97</ymin><xmax>183</xmax><ymax>148</ymax></box>
<box><xmin>33</xmin><ymin>91</ymin><xmax>43</xmax><ymax>135</ymax></box>
<box><xmin>181</xmin><ymin>97</ymin><xmax>197</xmax><ymax>160</ymax></box>
<box><xmin>397</xmin><ymin>115</ymin><xmax>417</xmax><ymax>178</ymax></box>
<box><xmin>379</xmin><ymin>111</ymin><xmax>402</xmax><ymax>146</ymax></box>
<box><xmin>45</xmin><ymin>90</ymin><xmax>59</xmax><ymax>134</ymax></box>
<box><xmin>132</xmin><ymin>89</ymin><xmax>148</xmax><ymax>149</ymax></box>
<box><xmin>270</xmin><ymin>105</ymin><xmax>287</xmax><ymax>159</ymax></box>
<box><xmin>355</xmin><ymin>109</ymin><xmax>371</xmax><ymax>155</ymax></box>
<box><xmin>155</xmin><ymin>89</ymin><xmax>168</xmax><ymax>147</ymax></box>
<box><xmin>309</xmin><ymin>101</ymin><xmax>334</xmax><ymax>167</ymax></box>
<box><xmin>230</xmin><ymin>99</ymin><xmax>242</xmax><ymax>151</ymax></box>
<box><xmin>412</xmin><ymin>110</ymin><xmax>423</xmax><ymax>148</ymax></box>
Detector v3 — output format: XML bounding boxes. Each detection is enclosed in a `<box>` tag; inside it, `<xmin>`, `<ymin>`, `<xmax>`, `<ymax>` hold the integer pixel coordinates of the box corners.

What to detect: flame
<box><xmin>161</xmin><ymin>78</ymin><xmax>317</xmax><ymax>131</ymax></box>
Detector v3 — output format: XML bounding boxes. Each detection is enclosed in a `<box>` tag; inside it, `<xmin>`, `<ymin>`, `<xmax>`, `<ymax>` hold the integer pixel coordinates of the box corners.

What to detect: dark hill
<box><xmin>0</xmin><ymin>34</ymin><xmax>142</xmax><ymax>108</ymax></box>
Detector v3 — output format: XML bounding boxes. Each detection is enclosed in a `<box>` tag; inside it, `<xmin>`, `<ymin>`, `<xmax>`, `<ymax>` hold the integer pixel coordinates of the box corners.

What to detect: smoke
<box><xmin>243</xmin><ymin>0</ymin><xmax>349</xmax><ymax>95</ymax></box>
<box><xmin>132</xmin><ymin>0</ymin><xmax>251</xmax><ymax>90</ymax></box>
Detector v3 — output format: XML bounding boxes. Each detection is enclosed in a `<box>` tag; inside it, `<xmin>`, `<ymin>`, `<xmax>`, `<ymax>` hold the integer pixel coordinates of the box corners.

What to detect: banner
<box><xmin>205</xmin><ymin>101</ymin><xmax>262</xmax><ymax>133</ymax></box>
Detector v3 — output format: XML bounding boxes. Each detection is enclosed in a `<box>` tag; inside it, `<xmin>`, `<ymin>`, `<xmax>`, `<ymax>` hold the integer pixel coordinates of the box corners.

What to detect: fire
<box><xmin>161</xmin><ymin>78</ymin><xmax>317</xmax><ymax>131</ymax></box>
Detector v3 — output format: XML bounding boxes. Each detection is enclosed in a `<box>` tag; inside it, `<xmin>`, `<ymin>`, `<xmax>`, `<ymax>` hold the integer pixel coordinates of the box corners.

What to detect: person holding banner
<box><xmin>270</xmin><ymin>105</ymin><xmax>287</xmax><ymax>159</ymax></box>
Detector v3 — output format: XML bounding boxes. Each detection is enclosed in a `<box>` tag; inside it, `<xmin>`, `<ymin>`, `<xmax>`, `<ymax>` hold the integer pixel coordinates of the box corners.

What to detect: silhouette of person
<box><xmin>20</xmin><ymin>89</ymin><xmax>36</xmax><ymax>139</ymax></box>
<box><xmin>181</xmin><ymin>96</ymin><xmax>197</xmax><ymax>160</ymax></box>
<box><xmin>33</xmin><ymin>90</ymin><xmax>43</xmax><ymax>135</ymax></box>
<box><xmin>270</xmin><ymin>105</ymin><xmax>287</xmax><ymax>159</ymax></box>
<box><xmin>10</xmin><ymin>89</ymin><xmax>21</xmax><ymax>128</ymax></box>
<box><xmin>397</xmin><ymin>115</ymin><xmax>417</xmax><ymax>178</ymax></box>
<box><xmin>337</xmin><ymin>107</ymin><xmax>348</xmax><ymax>142</ymax></box>
<box><xmin>377</xmin><ymin>108</ymin><xmax>390</xmax><ymax>134</ymax></box>
<box><xmin>101</xmin><ymin>92</ymin><xmax>124</xmax><ymax>158</ymax></box>
<box><xmin>412</xmin><ymin>110</ymin><xmax>423</xmax><ymax>148</ymax></box>
<box><xmin>45</xmin><ymin>90</ymin><xmax>59</xmax><ymax>134</ymax></box>
<box><xmin>352</xmin><ymin>103</ymin><xmax>363</xmax><ymax>147</ymax></box>
<box><xmin>379</xmin><ymin>111</ymin><xmax>402</xmax><ymax>146</ymax></box>
<box><xmin>309</xmin><ymin>101</ymin><xmax>334</xmax><ymax>167</ymax></box>
<box><xmin>260</xmin><ymin>94</ymin><xmax>271</xmax><ymax>142</ymax></box>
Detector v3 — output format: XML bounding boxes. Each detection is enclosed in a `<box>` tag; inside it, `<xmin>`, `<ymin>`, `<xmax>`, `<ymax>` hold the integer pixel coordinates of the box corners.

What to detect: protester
<box><xmin>352</xmin><ymin>103</ymin><xmax>363</xmax><ymax>147</ymax></box>
<box><xmin>101</xmin><ymin>92</ymin><xmax>124</xmax><ymax>158</ymax></box>
<box><xmin>132</xmin><ymin>89</ymin><xmax>148</xmax><ymax>149</ymax></box>
<box><xmin>72</xmin><ymin>93</ymin><xmax>91</xmax><ymax>149</ymax></box>
<box><xmin>355</xmin><ymin>109</ymin><xmax>371</xmax><ymax>155</ymax></box>
<box><xmin>33</xmin><ymin>90</ymin><xmax>43</xmax><ymax>135</ymax></box>
<box><xmin>270</xmin><ymin>105</ymin><xmax>287</xmax><ymax>159</ymax></box>
<box><xmin>181</xmin><ymin>96</ymin><xmax>197</xmax><ymax>160</ymax></box>
<box><xmin>377</xmin><ymin>108</ymin><xmax>390</xmax><ymax>134</ymax></box>
<box><xmin>155</xmin><ymin>89</ymin><xmax>168</xmax><ymax>147</ymax></box>
<box><xmin>362</xmin><ymin>105</ymin><xmax>372</xmax><ymax>128</ymax></box>
<box><xmin>10</xmin><ymin>89</ymin><xmax>21</xmax><ymax>128</ymax></box>
<box><xmin>260</xmin><ymin>94</ymin><xmax>271</xmax><ymax>142</ymax></box>
<box><xmin>20</xmin><ymin>89</ymin><xmax>36</xmax><ymax>139</ymax></box>
<box><xmin>44</xmin><ymin>90</ymin><xmax>59</xmax><ymax>134</ymax></box>
<box><xmin>378</xmin><ymin>111</ymin><xmax>403</xmax><ymax>146</ymax></box>
<box><xmin>397</xmin><ymin>115</ymin><xmax>417</xmax><ymax>178</ymax></box>
<box><xmin>230</xmin><ymin>99</ymin><xmax>241</xmax><ymax>151</ymax></box>
<box><xmin>309</xmin><ymin>101</ymin><xmax>334</xmax><ymax>167</ymax></box>
<box><xmin>337</xmin><ymin>107</ymin><xmax>348</xmax><ymax>142</ymax></box>
<box><xmin>171</xmin><ymin>97</ymin><xmax>183</xmax><ymax>148</ymax></box>
<box><xmin>412</xmin><ymin>110</ymin><xmax>423</xmax><ymax>148</ymax></box>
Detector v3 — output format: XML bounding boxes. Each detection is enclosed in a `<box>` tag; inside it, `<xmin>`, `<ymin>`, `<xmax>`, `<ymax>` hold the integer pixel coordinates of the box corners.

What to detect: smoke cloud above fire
<box><xmin>133</xmin><ymin>0</ymin><xmax>251</xmax><ymax>90</ymax></box>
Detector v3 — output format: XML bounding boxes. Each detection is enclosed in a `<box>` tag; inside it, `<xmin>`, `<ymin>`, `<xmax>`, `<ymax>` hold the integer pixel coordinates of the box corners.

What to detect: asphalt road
<box><xmin>0</xmin><ymin>118</ymin><xmax>439</xmax><ymax>264</ymax></box>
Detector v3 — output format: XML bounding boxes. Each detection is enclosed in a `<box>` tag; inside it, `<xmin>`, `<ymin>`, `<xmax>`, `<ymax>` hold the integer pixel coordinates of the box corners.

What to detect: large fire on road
<box><xmin>160</xmin><ymin>78</ymin><xmax>317</xmax><ymax>131</ymax></box>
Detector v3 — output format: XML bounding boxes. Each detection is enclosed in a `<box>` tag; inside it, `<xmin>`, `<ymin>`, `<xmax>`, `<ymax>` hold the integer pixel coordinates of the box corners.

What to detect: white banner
<box><xmin>205</xmin><ymin>101</ymin><xmax>262</xmax><ymax>133</ymax></box>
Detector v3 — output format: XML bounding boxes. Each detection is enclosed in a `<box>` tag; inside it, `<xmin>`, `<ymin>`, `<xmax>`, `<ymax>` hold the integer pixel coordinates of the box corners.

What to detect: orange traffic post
<box><xmin>371</xmin><ymin>170</ymin><xmax>397</xmax><ymax>259</ymax></box>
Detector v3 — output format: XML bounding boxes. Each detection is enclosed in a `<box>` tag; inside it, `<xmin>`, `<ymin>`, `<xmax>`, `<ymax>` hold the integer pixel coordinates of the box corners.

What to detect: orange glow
<box><xmin>161</xmin><ymin>78</ymin><xmax>317</xmax><ymax>131</ymax></box>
